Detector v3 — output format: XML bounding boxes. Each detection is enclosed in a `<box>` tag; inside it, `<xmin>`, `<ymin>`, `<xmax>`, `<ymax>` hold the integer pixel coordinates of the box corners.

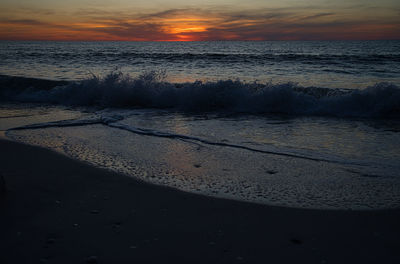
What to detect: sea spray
<box><xmin>1</xmin><ymin>71</ymin><xmax>399</xmax><ymax>118</ymax></box>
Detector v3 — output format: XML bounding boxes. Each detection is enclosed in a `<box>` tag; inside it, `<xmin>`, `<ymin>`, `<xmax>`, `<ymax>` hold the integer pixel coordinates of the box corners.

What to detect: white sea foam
<box><xmin>1</xmin><ymin>72</ymin><xmax>399</xmax><ymax>118</ymax></box>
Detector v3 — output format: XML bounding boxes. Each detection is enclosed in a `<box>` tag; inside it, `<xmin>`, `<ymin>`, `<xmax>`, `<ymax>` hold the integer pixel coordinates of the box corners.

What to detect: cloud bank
<box><xmin>0</xmin><ymin>6</ymin><xmax>399</xmax><ymax>40</ymax></box>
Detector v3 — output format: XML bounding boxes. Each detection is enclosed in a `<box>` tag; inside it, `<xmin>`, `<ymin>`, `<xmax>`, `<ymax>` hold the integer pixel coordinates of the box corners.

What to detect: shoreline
<box><xmin>1</xmin><ymin>139</ymin><xmax>400</xmax><ymax>263</ymax></box>
<box><xmin>3</xmin><ymin>135</ymin><xmax>400</xmax><ymax>212</ymax></box>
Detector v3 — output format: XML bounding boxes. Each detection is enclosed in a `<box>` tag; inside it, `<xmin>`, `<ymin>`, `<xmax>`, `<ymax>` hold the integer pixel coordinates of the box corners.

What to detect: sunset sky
<box><xmin>0</xmin><ymin>0</ymin><xmax>399</xmax><ymax>41</ymax></box>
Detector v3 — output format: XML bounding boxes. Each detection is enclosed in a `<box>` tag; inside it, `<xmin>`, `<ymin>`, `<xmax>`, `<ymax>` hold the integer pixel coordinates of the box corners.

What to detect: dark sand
<box><xmin>1</xmin><ymin>139</ymin><xmax>399</xmax><ymax>264</ymax></box>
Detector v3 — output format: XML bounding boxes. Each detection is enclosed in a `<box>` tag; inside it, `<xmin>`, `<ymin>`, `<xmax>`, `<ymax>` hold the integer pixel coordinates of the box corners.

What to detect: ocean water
<box><xmin>1</xmin><ymin>41</ymin><xmax>400</xmax><ymax>210</ymax></box>
<box><xmin>1</xmin><ymin>40</ymin><xmax>400</xmax><ymax>88</ymax></box>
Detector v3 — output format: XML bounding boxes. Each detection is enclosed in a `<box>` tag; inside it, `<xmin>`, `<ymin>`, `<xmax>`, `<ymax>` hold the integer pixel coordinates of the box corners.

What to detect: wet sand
<box><xmin>0</xmin><ymin>139</ymin><xmax>399</xmax><ymax>263</ymax></box>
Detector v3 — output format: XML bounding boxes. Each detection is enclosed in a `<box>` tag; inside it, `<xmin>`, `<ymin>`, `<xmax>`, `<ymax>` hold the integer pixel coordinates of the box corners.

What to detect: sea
<box><xmin>1</xmin><ymin>40</ymin><xmax>400</xmax><ymax>210</ymax></box>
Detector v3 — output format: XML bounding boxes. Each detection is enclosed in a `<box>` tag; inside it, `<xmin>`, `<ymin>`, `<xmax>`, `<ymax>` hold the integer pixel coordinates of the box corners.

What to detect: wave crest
<box><xmin>1</xmin><ymin>71</ymin><xmax>399</xmax><ymax>118</ymax></box>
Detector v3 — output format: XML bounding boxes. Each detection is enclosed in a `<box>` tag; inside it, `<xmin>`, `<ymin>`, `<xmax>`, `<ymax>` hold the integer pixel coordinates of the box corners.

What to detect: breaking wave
<box><xmin>1</xmin><ymin>72</ymin><xmax>399</xmax><ymax>118</ymax></box>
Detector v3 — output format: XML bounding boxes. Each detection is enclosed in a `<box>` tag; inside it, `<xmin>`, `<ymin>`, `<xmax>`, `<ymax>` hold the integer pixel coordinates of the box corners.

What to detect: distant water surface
<box><xmin>1</xmin><ymin>40</ymin><xmax>399</xmax><ymax>88</ymax></box>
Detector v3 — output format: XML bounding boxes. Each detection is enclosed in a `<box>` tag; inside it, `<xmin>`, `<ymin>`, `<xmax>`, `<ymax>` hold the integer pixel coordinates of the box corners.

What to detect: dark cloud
<box><xmin>74</xmin><ymin>8</ymin><xmax>129</xmax><ymax>20</ymax></box>
<box><xmin>302</xmin><ymin>13</ymin><xmax>335</xmax><ymax>20</ymax></box>
<box><xmin>91</xmin><ymin>22</ymin><xmax>172</xmax><ymax>41</ymax></box>
<box><xmin>219</xmin><ymin>11</ymin><xmax>294</xmax><ymax>23</ymax></box>
<box><xmin>16</xmin><ymin>7</ymin><xmax>56</xmax><ymax>16</ymax></box>
<box><xmin>139</xmin><ymin>8</ymin><xmax>195</xmax><ymax>19</ymax></box>
<box><xmin>0</xmin><ymin>19</ymin><xmax>50</xmax><ymax>26</ymax></box>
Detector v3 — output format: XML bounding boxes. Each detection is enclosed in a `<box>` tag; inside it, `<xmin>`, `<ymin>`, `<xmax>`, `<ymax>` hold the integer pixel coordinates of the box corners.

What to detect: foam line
<box><xmin>105</xmin><ymin>122</ymin><xmax>353</xmax><ymax>165</ymax></box>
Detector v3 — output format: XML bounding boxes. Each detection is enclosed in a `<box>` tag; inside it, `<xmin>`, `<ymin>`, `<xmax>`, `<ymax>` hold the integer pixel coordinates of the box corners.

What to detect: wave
<box><xmin>1</xmin><ymin>72</ymin><xmax>399</xmax><ymax>118</ymax></box>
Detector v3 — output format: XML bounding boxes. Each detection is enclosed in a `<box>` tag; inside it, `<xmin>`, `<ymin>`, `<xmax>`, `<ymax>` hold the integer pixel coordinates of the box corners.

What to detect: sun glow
<box><xmin>167</xmin><ymin>26</ymin><xmax>207</xmax><ymax>34</ymax></box>
<box><xmin>156</xmin><ymin>16</ymin><xmax>212</xmax><ymax>41</ymax></box>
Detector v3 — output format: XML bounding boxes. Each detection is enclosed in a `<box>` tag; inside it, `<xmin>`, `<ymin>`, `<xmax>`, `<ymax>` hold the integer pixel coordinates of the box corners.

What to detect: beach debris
<box><xmin>194</xmin><ymin>164</ymin><xmax>202</xmax><ymax>168</ymax></box>
<box><xmin>0</xmin><ymin>173</ymin><xmax>6</xmax><ymax>196</ymax></box>
<box><xmin>86</xmin><ymin>256</ymin><xmax>98</xmax><ymax>263</ymax></box>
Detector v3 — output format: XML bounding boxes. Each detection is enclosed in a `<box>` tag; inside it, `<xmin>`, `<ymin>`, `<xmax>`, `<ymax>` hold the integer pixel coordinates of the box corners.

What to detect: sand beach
<box><xmin>1</xmin><ymin>139</ymin><xmax>399</xmax><ymax>263</ymax></box>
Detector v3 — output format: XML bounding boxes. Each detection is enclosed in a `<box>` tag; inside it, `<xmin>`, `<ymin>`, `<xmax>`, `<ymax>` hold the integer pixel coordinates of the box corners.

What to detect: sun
<box><xmin>158</xmin><ymin>16</ymin><xmax>210</xmax><ymax>41</ymax></box>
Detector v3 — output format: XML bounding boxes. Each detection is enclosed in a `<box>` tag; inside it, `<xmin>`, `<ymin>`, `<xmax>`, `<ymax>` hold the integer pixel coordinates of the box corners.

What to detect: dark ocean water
<box><xmin>1</xmin><ymin>40</ymin><xmax>399</xmax><ymax>88</ymax></box>
<box><xmin>1</xmin><ymin>41</ymin><xmax>400</xmax><ymax>209</ymax></box>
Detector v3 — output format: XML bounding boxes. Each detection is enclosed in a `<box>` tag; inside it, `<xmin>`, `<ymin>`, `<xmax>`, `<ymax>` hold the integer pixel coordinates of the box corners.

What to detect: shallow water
<box><xmin>2</xmin><ymin>104</ymin><xmax>400</xmax><ymax>210</ymax></box>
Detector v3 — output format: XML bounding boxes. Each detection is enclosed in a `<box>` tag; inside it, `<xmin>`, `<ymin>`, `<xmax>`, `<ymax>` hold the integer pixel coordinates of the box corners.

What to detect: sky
<box><xmin>0</xmin><ymin>0</ymin><xmax>399</xmax><ymax>41</ymax></box>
